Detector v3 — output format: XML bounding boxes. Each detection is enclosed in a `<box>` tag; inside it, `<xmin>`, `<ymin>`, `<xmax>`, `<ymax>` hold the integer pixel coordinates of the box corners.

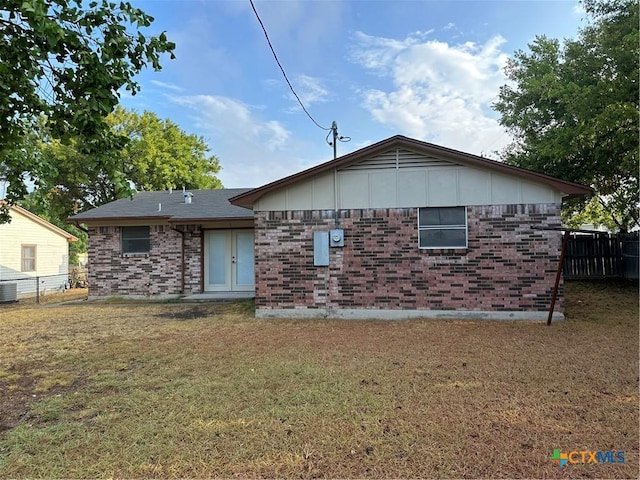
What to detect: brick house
<box><xmin>71</xmin><ymin>135</ymin><xmax>590</xmax><ymax>319</ymax></box>
<box><xmin>70</xmin><ymin>189</ymin><xmax>254</xmax><ymax>297</ymax></box>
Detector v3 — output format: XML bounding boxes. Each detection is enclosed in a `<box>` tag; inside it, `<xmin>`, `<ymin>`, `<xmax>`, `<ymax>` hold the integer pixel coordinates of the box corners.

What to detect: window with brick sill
<box><xmin>121</xmin><ymin>226</ymin><xmax>150</xmax><ymax>254</ymax></box>
<box><xmin>418</xmin><ymin>207</ymin><xmax>467</xmax><ymax>249</ymax></box>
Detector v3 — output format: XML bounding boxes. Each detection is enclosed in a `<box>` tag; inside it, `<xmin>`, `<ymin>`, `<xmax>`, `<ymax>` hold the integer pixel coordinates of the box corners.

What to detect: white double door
<box><xmin>204</xmin><ymin>229</ymin><xmax>255</xmax><ymax>292</ymax></box>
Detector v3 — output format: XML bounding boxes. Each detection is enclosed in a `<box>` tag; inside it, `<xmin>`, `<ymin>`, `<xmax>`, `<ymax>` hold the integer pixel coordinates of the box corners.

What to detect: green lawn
<box><xmin>0</xmin><ymin>282</ymin><xmax>637</xmax><ymax>478</ymax></box>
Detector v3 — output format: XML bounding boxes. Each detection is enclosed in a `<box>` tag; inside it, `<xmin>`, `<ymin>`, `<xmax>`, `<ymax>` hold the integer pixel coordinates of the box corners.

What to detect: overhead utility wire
<box><xmin>249</xmin><ymin>0</ymin><xmax>331</xmax><ymax>131</ymax></box>
<box><xmin>480</xmin><ymin>130</ymin><xmax>509</xmax><ymax>155</ymax></box>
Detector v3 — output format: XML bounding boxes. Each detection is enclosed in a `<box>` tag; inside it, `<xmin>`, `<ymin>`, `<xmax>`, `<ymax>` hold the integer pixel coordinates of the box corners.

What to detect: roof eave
<box><xmin>68</xmin><ymin>215</ymin><xmax>173</xmax><ymax>224</ymax></box>
<box><xmin>7</xmin><ymin>204</ymin><xmax>78</xmax><ymax>241</ymax></box>
<box><xmin>68</xmin><ymin>214</ymin><xmax>254</xmax><ymax>224</ymax></box>
<box><xmin>563</xmin><ymin>190</ymin><xmax>594</xmax><ymax>200</ymax></box>
<box><xmin>168</xmin><ymin>216</ymin><xmax>254</xmax><ymax>224</ymax></box>
<box><xmin>229</xmin><ymin>135</ymin><xmax>592</xmax><ymax>207</ymax></box>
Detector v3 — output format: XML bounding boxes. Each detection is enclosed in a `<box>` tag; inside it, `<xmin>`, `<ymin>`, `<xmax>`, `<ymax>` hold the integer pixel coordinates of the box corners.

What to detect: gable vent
<box><xmin>339</xmin><ymin>148</ymin><xmax>458</xmax><ymax>171</ymax></box>
<box><xmin>339</xmin><ymin>150</ymin><xmax>397</xmax><ymax>171</ymax></box>
<box><xmin>397</xmin><ymin>149</ymin><xmax>457</xmax><ymax>168</ymax></box>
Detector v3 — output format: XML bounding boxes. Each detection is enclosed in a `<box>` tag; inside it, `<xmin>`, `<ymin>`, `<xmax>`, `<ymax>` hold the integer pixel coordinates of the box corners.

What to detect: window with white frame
<box><xmin>121</xmin><ymin>226</ymin><xmax>151</xmax><ymax>254</ymax></box>
<box><xmin>418</xmin><ymin>207</ymin><xmax>467</xmax><ymax>248</ymax></box>
<box><xmin>21</xmin><ymin>245</ymin><xmax>36</xmax><ymax>271</ymax></box>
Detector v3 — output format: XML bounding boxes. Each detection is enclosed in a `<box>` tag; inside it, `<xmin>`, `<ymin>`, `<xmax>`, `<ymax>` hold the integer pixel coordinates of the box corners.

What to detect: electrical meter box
<box><xmin>330</xmin><ymin>229</ymin><xmax>344</xmax><ymax>247</ymax></box>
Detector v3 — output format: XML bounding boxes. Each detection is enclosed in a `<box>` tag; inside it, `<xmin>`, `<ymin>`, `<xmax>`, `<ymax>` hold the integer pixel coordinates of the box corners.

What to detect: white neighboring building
<box><xmin>0</xmin><ymin>205</ymin><xmax>77</xmax><ymax>298</ymax></box>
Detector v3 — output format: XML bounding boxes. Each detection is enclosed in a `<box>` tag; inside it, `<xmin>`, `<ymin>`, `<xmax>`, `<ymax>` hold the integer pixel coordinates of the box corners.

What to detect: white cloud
<box><xmin>167</xmin><ymin>94</ymin><xmax>318</xmax><ymax>188</ymax></box>
<box><xmin>289</xmin><ymin>74</ymin><xmax>329</xmax><ymax>108</ymax></box>
<box><xmin>572</xmin><ymin>2</ymin><xmax>586</xmax><ymax>15</ymax></box>
<box><xmin>443</xmin><ymin>22</ymin><xmax>455</xmax><ymax>30</ymax></box>
<box><xmin>350</xmin><ymin>31</ymin><xmax>512</xmax><ymax>156</ymax></box>
<box><xmin>350</xmin><ymin>31</ymin><xmax>417</xmax><ymax>74</ymax></box>
<box><xmin>171</xmin><ymin>95</ymin><xmax>289</xmax><ymax>150</ymax></box>
<box><xmin>150</xmin><ymin>80</ymin><xmax>184</xmax><ymax>92</ymax></box>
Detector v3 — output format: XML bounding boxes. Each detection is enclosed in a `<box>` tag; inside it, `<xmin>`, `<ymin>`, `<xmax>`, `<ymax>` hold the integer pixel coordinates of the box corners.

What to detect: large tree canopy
<box><xmin>19</xmin><ymin>107</ymin><xmax>222</xmax><ymax>260</ymax></box>
<box><xmin>105</xmin><ymin>107</ymin><xmax>222</xmax><ymax>196</ymax></box>
<box><xmin>494</xmin><ymin>0</ymin><xmax>639</xmax><ymax>232</ymax></box>
<box><xmin>0</xmin><ymin>0</ymin><xmax>175</xmax><ymax>220</ymax></box>
<box><xmin>24</xmin><ymin>106</ymin><xmax>222</xmax><ymax>219</ymax></box>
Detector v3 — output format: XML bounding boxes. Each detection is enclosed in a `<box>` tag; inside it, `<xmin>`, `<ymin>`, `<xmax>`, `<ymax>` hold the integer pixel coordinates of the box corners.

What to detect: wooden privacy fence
<box><xmin>563</xmin><ymin>232</ymin><xmax>639</xmax><ymax>280</ymax></box>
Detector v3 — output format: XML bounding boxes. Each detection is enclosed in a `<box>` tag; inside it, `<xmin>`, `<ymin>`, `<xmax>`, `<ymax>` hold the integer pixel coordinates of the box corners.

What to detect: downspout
<box><xmin>200</xmin><ymin>229</ymin><xmax>205</xmax><ymax>293</ymax></box>
<box><xmin>170</xmin><ymin>226</ymin><xmax>186</xmax><ymax>294</ymax></box>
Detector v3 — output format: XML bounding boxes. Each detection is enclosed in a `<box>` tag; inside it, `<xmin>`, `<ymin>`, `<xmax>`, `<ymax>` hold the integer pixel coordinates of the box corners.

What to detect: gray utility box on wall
<box><xmin>330</xmin><ymin>229</ymin><xmax>344</xmax><ymax>247</ymax></box>
<box><xmin>313</xmin><ymin>231</ymin><xmax>329</xmax><ymax>266</ymax></box>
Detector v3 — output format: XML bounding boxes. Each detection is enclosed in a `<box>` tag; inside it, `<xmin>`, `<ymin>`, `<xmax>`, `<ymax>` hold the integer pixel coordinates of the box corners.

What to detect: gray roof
<box><xmin>70</xmin><ymin>189</ymin><xmax>253</xmax><ymax>223</ymax></box>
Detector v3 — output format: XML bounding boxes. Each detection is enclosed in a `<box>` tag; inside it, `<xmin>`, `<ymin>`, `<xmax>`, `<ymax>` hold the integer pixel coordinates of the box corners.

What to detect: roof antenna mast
<box><xmin>331</xmin><ymin>121</ymin><xmax>337</xmax><ymax>160</ymax></box>
<box><xmin>327</xmin><ymin>121</ymin><xmax>351</xmax><ymax>160</ymax></box>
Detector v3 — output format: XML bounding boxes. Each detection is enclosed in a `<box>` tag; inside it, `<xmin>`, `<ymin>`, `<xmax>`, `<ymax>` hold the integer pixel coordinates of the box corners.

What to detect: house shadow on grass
<box><xmin>155</xmin><ymin>306</ymin><xmax>214</xmax><ymax>321</ymax></box>
<box><xmin>154</xmin><ymin>299</ymin><xmax>255</xmax><ymax>321</ymax></box>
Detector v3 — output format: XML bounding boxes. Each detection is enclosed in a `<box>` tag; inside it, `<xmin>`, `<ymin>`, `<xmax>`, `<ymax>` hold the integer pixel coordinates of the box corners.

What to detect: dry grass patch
<box><xmin>0</xmin><ymin>282</ymin><xmax>637</xmax><ymax>478</ymax></box>
<box><xmin>8</xmin><ymin>287</ymin><xmax>88</xmax><ymax>307</ymax></box>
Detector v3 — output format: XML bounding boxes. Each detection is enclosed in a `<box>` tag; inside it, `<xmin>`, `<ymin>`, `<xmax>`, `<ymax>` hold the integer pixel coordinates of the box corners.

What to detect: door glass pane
<box><xmin>235</xmin><ymin>231</ymin><xmax>254</xmax><ymax>286</ymax></box>
<box><xmin>208</xmin><ymin>233</ymin><xmax>227</xmax><ymax>286</ymax></box>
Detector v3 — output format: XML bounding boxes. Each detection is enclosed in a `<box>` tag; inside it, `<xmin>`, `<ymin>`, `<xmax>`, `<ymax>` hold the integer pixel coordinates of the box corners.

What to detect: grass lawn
<box><xmin>0</xmin><ymin>282</ymin><xmax>637</xmax><ymax>478</ymax></box>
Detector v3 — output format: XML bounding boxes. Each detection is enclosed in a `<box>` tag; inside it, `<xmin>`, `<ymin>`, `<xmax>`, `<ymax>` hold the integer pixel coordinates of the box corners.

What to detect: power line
<box><xmin>248</xmin><ymin>0</ymin><xmax>331</xmax><ymax>131</ymax></box>
<box><xmin>480</xmin><ymin>129</ymin><xmax>510</xmax><ymax>157</ymax></box>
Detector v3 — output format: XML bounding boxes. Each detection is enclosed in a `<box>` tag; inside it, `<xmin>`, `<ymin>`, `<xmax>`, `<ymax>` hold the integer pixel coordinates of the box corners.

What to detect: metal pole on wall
<box><xmin>36</xmin><ymin>276</ymin><xmax>40</xmax><ymax>304</ymax></box>
<box><xmin>547</xmin><ymin>231</ymin><xmax>571</xmax><ymax>325</ymax></box>
<box><xmin>331</xmin><ymin>121</ymin><xmax>338</xmax><ymax>160</ymax></box>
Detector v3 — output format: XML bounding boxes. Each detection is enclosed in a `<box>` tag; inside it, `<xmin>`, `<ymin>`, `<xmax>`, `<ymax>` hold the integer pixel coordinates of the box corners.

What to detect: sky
<box><xmin>121</xmin><ymin>0</ymin><xmax>589</xmax><ymax>189</ymax></box>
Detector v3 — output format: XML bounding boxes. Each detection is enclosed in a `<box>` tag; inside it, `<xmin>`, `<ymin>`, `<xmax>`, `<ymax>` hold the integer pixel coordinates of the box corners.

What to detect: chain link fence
<box><xmin>0</xmin><ymin>268</ymin><xmax>88</xmax><ymax>303</ymax></box>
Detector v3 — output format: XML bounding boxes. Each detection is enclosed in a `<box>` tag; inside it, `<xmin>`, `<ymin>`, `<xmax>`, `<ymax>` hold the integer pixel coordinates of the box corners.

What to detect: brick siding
<box><xmin>87</xmin><ymin>224</ymin><xmax>202</xmax><ymax>296</ymax></box>
<box><xmin>254</xmin><ymin>204</ymin><xmax>563</xmax><ymax>313</ymax></box>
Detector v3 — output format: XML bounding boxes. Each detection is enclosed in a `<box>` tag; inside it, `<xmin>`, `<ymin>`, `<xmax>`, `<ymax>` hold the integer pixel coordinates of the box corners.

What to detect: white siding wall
<box><xmin>0</xmin><ymin>209</ymin><xmax>70</xmax><ymax>295</ymax></box>
<box><xmin>254</xmin><ymin>148</ymin><xmax>562</xmax><ymax>211</ymax></box>
<box><xmin>256</xmin><ymin>171</ymin><xmax>336</xmax><ymax>210</ymax></box>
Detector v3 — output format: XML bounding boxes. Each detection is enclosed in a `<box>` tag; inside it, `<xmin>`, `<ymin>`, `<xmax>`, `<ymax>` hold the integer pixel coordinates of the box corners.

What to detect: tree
<box><xmin>0</xmin><ymin>0</ymin><xmax>175</xmax><ymax>221</ymax></box>
<box><xmin>494</xmin><ymin>0</ymin><xmax>639</xmax><ymax>232</ymax></box>
<box><xmin>562</xmin><ymin>196</ymin><xmax>621</xmax><ymax>231</ymax></box>
<box><xmin>105</xmin><ymin>107</ymin><xmax>223</xmax><ymax>197</ymax></box>
<box><xmin>22</xmin><ymin>107</ymin><xmax>222</xmax><ymax>226</ymax></box>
